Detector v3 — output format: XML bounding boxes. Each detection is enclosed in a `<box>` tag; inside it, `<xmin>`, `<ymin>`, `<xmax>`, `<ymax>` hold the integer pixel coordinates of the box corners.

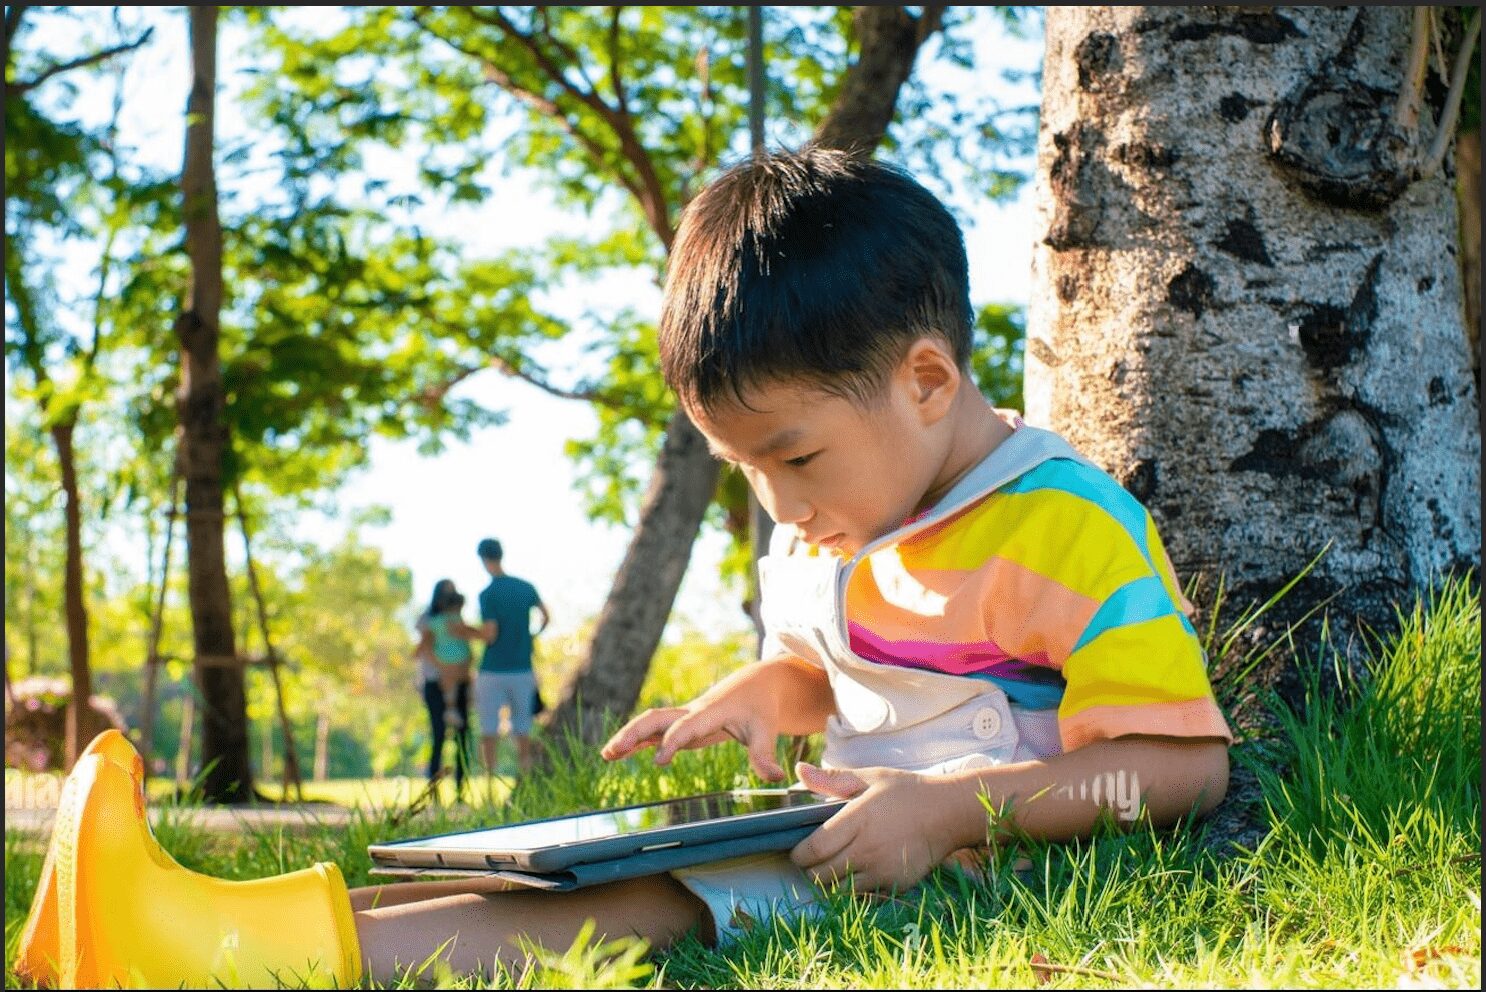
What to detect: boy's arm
<box><xmin>790</xmin><ymin>735</ymin><xmax>1228</xmax><ymax>891</ymax></box>
<box><xmin>602</xmin><ymin>654</ymin><xmax>833</xmax><ymax>779</ymax></box>
<box><xmin>938</xmin><ymin>734</ymin><xmax>1229</xmax><ymax>848</ymax></box>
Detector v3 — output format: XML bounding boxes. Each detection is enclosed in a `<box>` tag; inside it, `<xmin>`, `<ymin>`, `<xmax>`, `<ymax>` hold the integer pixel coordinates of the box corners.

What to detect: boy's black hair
<box><xmin>476</xmin><ymin>537</ymin><xmax>503</xmax><ymax>561</ymax></box>
<box><xmin>658</xmin><ymin>145</ymin><xmax>973</xmax><ymax>414</ymax></box>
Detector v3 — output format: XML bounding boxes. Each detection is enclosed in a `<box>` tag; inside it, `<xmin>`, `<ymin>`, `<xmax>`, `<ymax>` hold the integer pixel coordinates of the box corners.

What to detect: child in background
<box><xmin>14</xmin><ymin>146</ymin><xmax>1232</xmax><ymax>988</ymax></box>
<box><xmin>426</xmin><ymin>584</ymin><xmax>483</xmax><ymax>731</ymax></box>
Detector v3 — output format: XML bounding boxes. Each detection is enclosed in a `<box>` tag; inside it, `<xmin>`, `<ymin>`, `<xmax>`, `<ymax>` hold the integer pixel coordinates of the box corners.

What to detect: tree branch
<box><xmin>489</xmin><ymin>355</ymin><xmax>623</xmax><ymax>408</ymax></box>
<box><xmin>419</xmin><ymin>354</ymin><xmax>630</xmax><ymax>415</ymax></box>
<box><xmin>85</xmin><ymin>55</ymin><xmax>127</xmax><ymax>373</ymax></box>
<box><xmin>482</xmin><ymin>60</ymin><xmax>649</xmax><ymax>207</ymax></box>
<box><xmin>8</xmin><ymin>25</ymin><xmax>153</xmax><ymax>94</ymax></box>
<box><xmin>407</xmin><ymin>7</ymin><xmax>649</xmax><ymax>209</ymax></box>
<box><xmin>916</xmin><ymin>4</ymin><xmax>948</xmax><ymax>46</ymax></box>
<box><xmin>608</xmin><ymin>5</ymin><xmax>629</xmax><ymax>117</ymax></box>
<box><xmin>3</xmin><ymin>5</ymin><xmax>28</xmax><ymax>74</ymax></box>
<box><xmin>1392</xmin><ymin>7</ymin><xmax>1432</xmax><ymax>132</ymax></box>
<box><xmin>1422</xmin><ymin>8</ymin><xmax>1482</xmax><ymax>175</ymax></box>
<box><xmin>461</xmin><ymin>5</ymin><xmax>675</xmax><ymax>249</ymax></box>
<box><xmin>457</xmin><ymin>7</ymin><xmax>674</xmax><ymax>249</ymax></box>
<box><xmin>814</xmin><ymin>5</ymin><xmax>948</xmax><ymax>155</ymax></box>
<box><xmin>469</xmin><ymin>6</ymin><xmax>615</xmax><ymax>121</ymax></box>
<box><xmin>530</xmin><ymin>5</ymin><xmax>605</xmax><ymax>102</ymax></box>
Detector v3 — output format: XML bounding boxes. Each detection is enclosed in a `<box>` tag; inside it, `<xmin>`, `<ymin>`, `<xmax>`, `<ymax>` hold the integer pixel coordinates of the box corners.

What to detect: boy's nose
<box><xmin>757</xmin><ymin>481</ymin><xmax>813</xmax><ymax>528</ymax></box>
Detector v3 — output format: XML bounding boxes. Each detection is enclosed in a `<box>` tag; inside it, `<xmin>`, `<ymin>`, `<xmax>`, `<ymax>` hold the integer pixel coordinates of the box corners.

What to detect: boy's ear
<box><xmin>900</xmin><ymin>337</ymin><xmax>961</xmax><ymax>424</ymax></box>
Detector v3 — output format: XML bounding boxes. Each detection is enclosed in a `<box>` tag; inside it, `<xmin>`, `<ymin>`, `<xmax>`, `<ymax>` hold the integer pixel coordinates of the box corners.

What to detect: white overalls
<box><xmin>673</xmin><ymin>424</ymin><xmax>1087</xmax><ymax>940</ymax></box>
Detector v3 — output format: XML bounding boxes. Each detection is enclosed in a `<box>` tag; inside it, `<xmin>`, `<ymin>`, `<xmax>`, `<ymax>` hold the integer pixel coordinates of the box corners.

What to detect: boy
<box><xmin>14</xmin><ymin>147</ymin><xmax>1231</xmax><ymax>988</ymax></box>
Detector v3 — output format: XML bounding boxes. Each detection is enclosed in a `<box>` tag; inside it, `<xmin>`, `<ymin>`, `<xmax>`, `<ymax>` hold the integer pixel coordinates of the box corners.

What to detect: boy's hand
<box><xmin>600</xmin><ymin>695</ymin><xmax>786</xmax><ymax>781</ymax></box>
<box><xmin>789</xmin><ymin>762</ymin><xmax>964</xmax><ymax>892</ymax></box>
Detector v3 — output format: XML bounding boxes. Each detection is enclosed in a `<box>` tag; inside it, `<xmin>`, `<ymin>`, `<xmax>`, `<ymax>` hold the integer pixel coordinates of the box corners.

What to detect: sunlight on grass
<box><xmin>5</xmin><ymin>575</ymin><xmax>1480</xmax><ymax>988</ymax></box>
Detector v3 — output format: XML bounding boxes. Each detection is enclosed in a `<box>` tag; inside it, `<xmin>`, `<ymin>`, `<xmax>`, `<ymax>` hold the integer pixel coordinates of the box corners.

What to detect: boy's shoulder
<box><xmin>921</xmin><ymin>422</ymin><xmax>1153</xmax><ymax>543</ymax></box>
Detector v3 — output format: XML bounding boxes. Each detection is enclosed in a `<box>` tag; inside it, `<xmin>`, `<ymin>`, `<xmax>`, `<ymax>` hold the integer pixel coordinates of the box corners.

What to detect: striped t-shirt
<box><xmin>843</xmin><ymin>438</ymin><xmax>1233</xmax><ymax>753</ymax></box>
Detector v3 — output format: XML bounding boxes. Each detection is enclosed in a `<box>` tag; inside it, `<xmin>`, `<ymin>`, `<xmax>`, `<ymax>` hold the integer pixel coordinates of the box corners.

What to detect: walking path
<box><xmin>6</xmin><ymin>801</ymin><xmax>354</xmax><ymax>835</ymax></box>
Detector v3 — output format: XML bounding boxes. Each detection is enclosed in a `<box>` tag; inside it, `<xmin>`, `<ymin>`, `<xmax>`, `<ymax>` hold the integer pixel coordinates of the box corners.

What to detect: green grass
<box><xmin>5</xmin><ymin>575</ymin><xmax>1480</xmax><ymax>988</ymax></box>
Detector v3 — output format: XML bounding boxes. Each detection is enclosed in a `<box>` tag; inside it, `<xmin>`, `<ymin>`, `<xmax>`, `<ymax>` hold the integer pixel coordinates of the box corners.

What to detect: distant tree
<box><xmin>174</xmin><ymin>4</ymin><xmax>259</xmax><ymax>801</ymax></box>
<box><xmin>3</xmin><ymin>6</ymin><xmax>153</xmax><ymax>768</ymax></box>
<box><xmin>1027</xmin><ymin>7</ymin><xmax>1480</xmax><ymax>716</ymax></box>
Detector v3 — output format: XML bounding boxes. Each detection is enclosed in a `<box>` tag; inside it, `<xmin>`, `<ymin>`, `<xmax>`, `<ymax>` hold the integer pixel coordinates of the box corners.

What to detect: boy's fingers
<box><xmin>601</xmin><ymin>708</ymin><xmax>683</xmax><ymax>759</ymax></box>
<box><xmin>744</xmin><ymin>720</ymin><xmax>785</xmax><ymax>781</ymax></box>
<box><xmin>654</xmin><ymin>711</ymin><xmax>719</xmax><ymax>764</ymax></box>
<box><xmin>790</xmin><ymin>811</ymin><xmax>859</xmax><ymax>873</ymax></box>
<box><xmin>794</xmin><ymin>762</ymin><xmax>869</xmax><ymax>799</ymax></box>
<box><xmin>656</xmin><ymin>711</ymin><xmax>740</xmax><ymax>764</ymax></box>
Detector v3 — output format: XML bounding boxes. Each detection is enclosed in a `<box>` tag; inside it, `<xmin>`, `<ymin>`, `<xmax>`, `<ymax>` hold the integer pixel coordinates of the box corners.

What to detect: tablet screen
<box><xmin>386</xmin><ymin>790</ymin><xmax>832</xmax><ymax>854</ymax></box>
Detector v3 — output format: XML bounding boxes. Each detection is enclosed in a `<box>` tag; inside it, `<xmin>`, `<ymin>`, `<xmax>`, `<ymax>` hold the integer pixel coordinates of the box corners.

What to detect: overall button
<box><xmin>971</xmin><ymin>706</ymin><xmax>1002</xmax><ymax>740</ymax></box>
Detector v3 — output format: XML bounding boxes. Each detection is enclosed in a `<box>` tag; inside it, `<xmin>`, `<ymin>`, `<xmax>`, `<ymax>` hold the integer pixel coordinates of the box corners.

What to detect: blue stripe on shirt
<box><xmin>1000</xmin><ymin>458</ymin><xmax>1155</xmax><ymax>570</ymax></box>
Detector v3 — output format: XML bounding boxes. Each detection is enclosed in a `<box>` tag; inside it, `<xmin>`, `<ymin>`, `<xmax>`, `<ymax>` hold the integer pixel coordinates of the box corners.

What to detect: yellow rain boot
<box><xmin>35</xmin><ymin>745</ymin><xmax>362</xmax><ymax>989</ymax></box>
<box><xmin>14</xmin><ymin>729</ymin><xmax>143</xmax><ymax>985</ymax></box>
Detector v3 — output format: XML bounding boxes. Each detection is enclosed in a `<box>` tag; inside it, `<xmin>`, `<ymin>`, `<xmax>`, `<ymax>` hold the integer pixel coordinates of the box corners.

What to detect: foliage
<box><xmin>970</xmin><ymin>302</ymin><xmax>1026</xmax><ymax>412</ymax></box>
<box><xmin>3</xmin><ymin>409</ymin><xmax>67</xmax><ymax>678</ymax></box>
<box><xmin>243</xmin><ymin>4</ymin><xmax>1037</xmax><ymax>551</ymax></box>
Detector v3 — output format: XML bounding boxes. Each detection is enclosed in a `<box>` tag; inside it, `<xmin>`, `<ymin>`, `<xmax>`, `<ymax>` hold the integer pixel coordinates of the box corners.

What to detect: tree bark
<box><xmin>50</xmin><ymin>418</ymin><xmax>93</xmax><ymax>771</ymax></box>
<box><xmin>543</xmin><ymin>5</ymin><xmax>947</xmax><ymax>749</ymax></box>
<box><xmin>177</xmin><ymin>5</ymin><xmax>252</xmax><ymax>803</ymax></box>
<box><xmin>1026</xmin><ymin>7</ymin><xmax>1480</xmax><ymax>709</ymax></box>
<box><xmin>1457</xmin><ymin>128</ymin><xmax>1480</xmax><ymax>381</ymax></box>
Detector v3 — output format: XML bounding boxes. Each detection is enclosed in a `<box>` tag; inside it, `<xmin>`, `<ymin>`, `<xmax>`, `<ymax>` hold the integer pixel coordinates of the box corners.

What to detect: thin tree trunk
<box><xmin>51</xmin><ymin>418</ymin><xmax>92</xmax><ymax>771</ymax></box>
<box><xmin>176</xmin><ymin>692</ymin><xmax>195</xmax><ymax>788</ymax></box>
<box><xmin>1026</xmin><ymin>8</ymin><xmax>1480</xmax><ymax>705</ymax></box>
<box><xmin>137</xmin><ymin>463</ymin><xmax>180</xmax><ymax>783</ymax></box>
<box><xmin>24</xmin><ymin>531</ymin><xmax>38</xmax><ymax>678</ymax></box>
<box><xmin>177</xmin><ymin>5</ymin><xmax>252</xmax><ymax>802</ymax></box>
<box><xmin>1457</xmin><ymin>128</ymin><xmax>1480</xmax><ymax>381</ymax></box>
<box><xmin>260</xmin><ymin>717</ymin><xmax>273</xmax><ymax>781</ymax></box>
<box><xmin>314</xmin><ymin>712</ymin><xmax>330</xmax><ymax>783</ymax></box>
<box><xmin>543</xmin><ymin>5</ymin><xmax>947</xmax><ymax>749</ymax></box>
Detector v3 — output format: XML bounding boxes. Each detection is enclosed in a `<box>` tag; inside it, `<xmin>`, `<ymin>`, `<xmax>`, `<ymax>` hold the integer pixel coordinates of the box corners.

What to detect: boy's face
<box><xmin>690</xmin><ymin>345</ymin><xmax>958</xmax><ymax>556</ymax></box>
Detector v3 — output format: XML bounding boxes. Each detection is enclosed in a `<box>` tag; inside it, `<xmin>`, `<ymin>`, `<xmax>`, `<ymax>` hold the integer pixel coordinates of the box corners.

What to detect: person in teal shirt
<box><xmin>473</xmin><ymin>538</ymin><xmax>550</xmax><ymax>773</ymax></box>
<box><xmin>416</xmin><ymin>580</ymin><xmax>482</xmax><ymax>800</ymax></box>
<box><xmin>427</xmin><ymin>587</ymin><xmax>480</xmax><ymax>725</ymax></box>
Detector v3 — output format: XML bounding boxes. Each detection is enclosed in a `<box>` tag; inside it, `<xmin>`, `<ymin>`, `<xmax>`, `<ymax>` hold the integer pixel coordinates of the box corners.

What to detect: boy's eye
<box><xmin>784</xmin><ymin>452</ymin><xmax>819</xmax><ymax>468</ymax></box>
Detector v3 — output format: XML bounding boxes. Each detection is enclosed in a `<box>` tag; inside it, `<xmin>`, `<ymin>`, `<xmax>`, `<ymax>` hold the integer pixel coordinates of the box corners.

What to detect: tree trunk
<box><xmin>176</xmin><ymin>692</ymin><xmax>195</xmax><ymax>788</ymax></box>
<box><xmin>1457</xmin><ymin>128</ymin><xmax>1480</xmax><ymax>381</ymax></box>
<box><xmin>314</xmin><ymin>712</ymin><xmax>330</xmax><ymax>782</ymax></box>
<box><xmin>543</xmin><ymin>5</ymin><xmax>947</xmax><ymax>749</ymax></box>
<box><xmin>1026</xmin><ymin>7</ymin><xmax>1480</xmax><ymax>709</ymax></box>
<box><xmin>177</xmin><ymin>5</ymin><xmax>252</xmax><ymax>802</ymax></box>
<box><xmin>49</xmin><ymin>418</ymin><xmax>93</xmax><ymax>771</ymax></box>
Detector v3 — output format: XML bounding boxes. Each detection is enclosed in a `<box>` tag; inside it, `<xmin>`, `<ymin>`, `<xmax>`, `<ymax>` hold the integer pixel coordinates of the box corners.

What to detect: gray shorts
<box><xmin>670</xmin><ymin>852</ymin><xmax>824</xmax><ymax>944</ymax></box>
<box><xmin>475</xmin><ymin>670</ymin><xmax>536</xmax><ymax>736</ymax></box>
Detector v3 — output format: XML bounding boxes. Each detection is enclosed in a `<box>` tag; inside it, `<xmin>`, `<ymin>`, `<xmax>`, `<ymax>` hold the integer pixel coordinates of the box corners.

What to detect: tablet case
<box><xmin>369</xmin><ymin>824</ymin><xmax>817</xmax><ymax>891</ymax></box>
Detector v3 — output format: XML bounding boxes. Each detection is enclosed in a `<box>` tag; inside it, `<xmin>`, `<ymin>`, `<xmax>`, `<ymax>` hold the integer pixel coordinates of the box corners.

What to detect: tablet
<box><xmin>367</xmin><ymin>788</ymin><xmax>845</xmax><ymax>873</ymax></box>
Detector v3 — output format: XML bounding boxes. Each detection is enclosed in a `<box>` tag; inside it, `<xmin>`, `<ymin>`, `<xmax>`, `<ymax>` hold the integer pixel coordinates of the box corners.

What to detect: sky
<box><xmin>13</xmin><ymin>8</ymin><xmax>1044</xmax><ymax>641</ymax></box>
